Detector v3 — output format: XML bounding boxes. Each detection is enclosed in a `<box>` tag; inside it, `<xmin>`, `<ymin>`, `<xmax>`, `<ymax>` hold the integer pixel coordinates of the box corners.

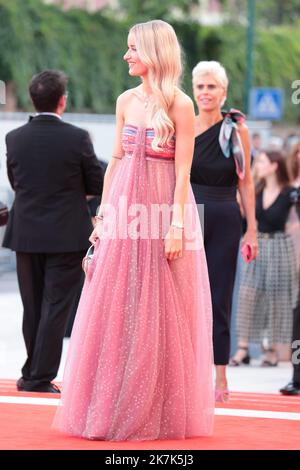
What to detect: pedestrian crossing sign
<box><xmin>249</xmin><ymin>87</ymin><xmax>283</xmax><ymax>120</ymax></box>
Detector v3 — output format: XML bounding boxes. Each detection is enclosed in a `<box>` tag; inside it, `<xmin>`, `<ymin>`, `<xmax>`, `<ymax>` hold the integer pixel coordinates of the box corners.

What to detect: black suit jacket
<box><xmin>3</xmin><ymin>115</ymin><xmax>104</xmax><ymax>252</ymax></box>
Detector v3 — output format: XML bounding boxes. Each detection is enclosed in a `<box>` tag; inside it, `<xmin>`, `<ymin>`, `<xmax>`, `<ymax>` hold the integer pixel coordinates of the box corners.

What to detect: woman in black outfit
<box><xmin>191</xmin><ymin>61</ymin><xmax>258</xmax><ymax>402</ymax></box>
<box><xmin>231</xmin><ymin>151</ymin><xmax>299</xmax><ymax>369</ymax></box>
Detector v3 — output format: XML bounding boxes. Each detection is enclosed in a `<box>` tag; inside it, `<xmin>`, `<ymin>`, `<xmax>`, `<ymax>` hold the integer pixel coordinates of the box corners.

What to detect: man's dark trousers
<box><xmin>3</xmin><ymin>115</ymin><xmax>104</xmax><ymax>388</ymax></box>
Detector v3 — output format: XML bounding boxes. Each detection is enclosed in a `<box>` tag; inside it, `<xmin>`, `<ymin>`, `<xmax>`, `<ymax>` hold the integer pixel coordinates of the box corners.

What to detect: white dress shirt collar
<box><xmin>36</xmin><ymin>112</ymin><xmax>62</xmax><ymax>120</ymax></box>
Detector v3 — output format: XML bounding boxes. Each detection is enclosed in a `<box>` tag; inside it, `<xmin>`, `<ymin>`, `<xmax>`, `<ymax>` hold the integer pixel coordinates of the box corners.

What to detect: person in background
<box><xmin>65</xmin><ymin>160</ymin><xmax>108</xmax><ymax>338</ymax></box>
<box><xmin>280</xmin><ymin>296</ymin><xmax>300</xmax><ymax>395</ymax></box>
<box><xmin>268</xmin><ymin>135</ymin><xmax>284</xmax><ymax>152</ymax></box>
<box><xmin>280</xmin><ymin>142</ymin><xmax>300</xmax><ymax>395</ymax></box>
<box><xmin>231</xmin><ymin>151</ymin><xmax>299</xmax><ymax>368</ymax></box>
<box><xmin>284</xmin><ymin>134</ymin><xmax>300</xmax><ymax>154</ymax></box>
<box><xmin>191</xmin><ymin>61</ymin><xmax>258</xmax><ymax>402</ymax></box>
<box><xmin>3</xmin><ymin>70</ymin><xmax>104</xmax><ymax>393</ymax></box>
<box><xmin>287</xmin><ymin>142</ymin><xmax>300</xmax><ymax>188</ymax></box>
<box><xmin>251</xmin><ymin>132</ymin><xmax>262</xmax><ymax>160</ymax></box>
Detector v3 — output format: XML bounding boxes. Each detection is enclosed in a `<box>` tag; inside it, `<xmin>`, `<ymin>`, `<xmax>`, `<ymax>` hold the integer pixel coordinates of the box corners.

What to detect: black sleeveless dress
<box><xmin>191</xmin><ymin>119</ymin><xmax>242</xmax><ymax>365</ymax></box>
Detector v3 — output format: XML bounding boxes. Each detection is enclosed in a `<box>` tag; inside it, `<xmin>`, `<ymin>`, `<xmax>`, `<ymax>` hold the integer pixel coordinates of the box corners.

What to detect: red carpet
<box><xmin>1</xmin><ymin>380</ymin><xmax>299</xmax><ymax>450</ymax></box>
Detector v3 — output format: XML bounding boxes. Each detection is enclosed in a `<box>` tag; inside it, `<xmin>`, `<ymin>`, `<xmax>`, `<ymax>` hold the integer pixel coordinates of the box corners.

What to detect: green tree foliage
<box><xmin>0</xmin><ymin>0</ymin><xmax>299</xmax><ymax>122</ymax></box>
<box><xmin>0</xmin><ymin>0</ymin><xmax>130</xmax><ymax>111</ymax></box>
<box><xmin>222</xmin><ymin>0</ymin><xmax>300</xmax><ymax>25</ymax></box>
<box><xmin>118</xmin><ymin>0</ymin><xmax>199</xmax><ymax>22</ymax></box>
<box><xmin>255</xmin><ymin>0</ymin><xmax>300</xmax><ymax>25</ymax></box>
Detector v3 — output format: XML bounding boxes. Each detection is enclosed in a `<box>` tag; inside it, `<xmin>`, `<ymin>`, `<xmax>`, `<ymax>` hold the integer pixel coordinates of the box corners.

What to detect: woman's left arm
<box><xmin>164</xmin><ymin>95</ymin><xmax>195</xmax><ymax>261</ymax></box>
<box><xmin>237</xmin><ymin>123</ymin><xmax>259</xmax><ymax>260</ymax></box>
<box><xmin>172</xmin><ymin>95</ymin><xmax>195</xmax><ymax>226</ymax></box>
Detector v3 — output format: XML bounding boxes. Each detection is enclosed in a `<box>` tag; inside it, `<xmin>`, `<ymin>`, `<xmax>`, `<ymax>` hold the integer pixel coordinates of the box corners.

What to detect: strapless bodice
<box><xmin>122</xmin><ymin>124</ymin><xmax>175</xmax><ymax>160</ymax></box>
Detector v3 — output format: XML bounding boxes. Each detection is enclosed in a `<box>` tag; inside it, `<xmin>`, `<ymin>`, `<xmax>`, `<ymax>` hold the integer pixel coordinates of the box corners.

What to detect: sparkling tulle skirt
<box><xmin>53</xmin><ymin>132</ymin><xmax>214</xmax><ymax>441</ymax></box>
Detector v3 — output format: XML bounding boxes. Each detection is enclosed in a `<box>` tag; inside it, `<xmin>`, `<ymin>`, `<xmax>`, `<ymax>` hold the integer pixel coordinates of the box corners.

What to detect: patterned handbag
<box><xmin>0</xmin><ymin>202</ymin><xmax>9</xmax><ymax>227</ymax></box>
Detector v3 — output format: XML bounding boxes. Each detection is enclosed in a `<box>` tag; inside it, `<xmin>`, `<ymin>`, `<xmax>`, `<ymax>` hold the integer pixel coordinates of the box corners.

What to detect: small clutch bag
<box><xmin>82</xmin><ymin>245</ymin><xmax>95</xmax><ymax>277</ymax></box>
<box><xmin>241</xmin><ymin>243</ymin><xmax>251</xmax><ymax>263</ymax></box>
<box><xmin>0</xmin><ymin>202</ymin><xmax>9</xmax><ymax>227</ymax></box>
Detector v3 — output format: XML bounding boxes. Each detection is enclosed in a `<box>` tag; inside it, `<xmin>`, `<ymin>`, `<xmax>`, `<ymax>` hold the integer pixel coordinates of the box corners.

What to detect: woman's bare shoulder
<box><xmin>173</xmin><ymin>88</ymin><xmax>194</xmax><ymax>111</ymax></box>
<box><xmin>117</xmin><ymin>86</ymin><xmax>142</xmax><ymax>106</ymax></box>
<box><xmin>169</xmin><ymin>89</ymin><xmax>194</xmax><ymax>125</ymax></box>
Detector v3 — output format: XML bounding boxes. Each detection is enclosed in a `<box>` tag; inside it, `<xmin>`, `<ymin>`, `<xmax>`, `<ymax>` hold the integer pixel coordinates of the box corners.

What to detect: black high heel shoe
<box><xmin>260</xmin><ymin>348</ymin><xmax>279</xmax><ymax>367</ymax></box>
<box><xmin>229</xmin><ymin>346</ymin><xmax>251</xmax><ymax>366</ymax></box>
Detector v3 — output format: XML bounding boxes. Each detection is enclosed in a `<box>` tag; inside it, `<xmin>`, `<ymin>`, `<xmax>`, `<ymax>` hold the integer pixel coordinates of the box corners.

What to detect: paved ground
<box><xmin>0</xmin><ymin>270</ymin><xmax>293</xmax><ymax>393</ymax></box>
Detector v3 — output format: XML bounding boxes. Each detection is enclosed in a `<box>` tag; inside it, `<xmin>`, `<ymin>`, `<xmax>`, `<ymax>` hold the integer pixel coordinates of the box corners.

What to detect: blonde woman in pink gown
<box><xmin>53</xmin><ymin>20</ymin><xmax>214</xmax><ymax>441</ymax></box>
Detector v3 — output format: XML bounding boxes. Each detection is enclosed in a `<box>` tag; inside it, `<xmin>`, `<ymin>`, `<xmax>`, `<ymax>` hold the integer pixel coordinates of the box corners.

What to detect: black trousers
<box><xmin>292</xmin><ymin>293</ymin><xmax>300</xmax><ymax>384</ymax></box>
<box><xmin>192</xmin><ymin>184</ymin><xmax>242</xmax><ymax>365</ymax></box>
<box><xmin>16</xmin><ymin>250</ymin><xmax>86</xmax><ymax>386</ymax></box>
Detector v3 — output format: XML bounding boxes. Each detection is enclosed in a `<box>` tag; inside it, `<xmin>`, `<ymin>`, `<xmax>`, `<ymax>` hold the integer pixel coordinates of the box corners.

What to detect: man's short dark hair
<box><xmin>29</xmin><ymin>70</ymin><xmax>68</xmax><ymax>112</ymax></box>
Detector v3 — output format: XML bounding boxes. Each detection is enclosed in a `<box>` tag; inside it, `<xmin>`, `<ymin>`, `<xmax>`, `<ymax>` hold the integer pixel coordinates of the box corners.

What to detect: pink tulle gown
<box><xmin>53</xmin><ymin>124</ymin><xmax>214</xmax><ymax>441</ymax></box>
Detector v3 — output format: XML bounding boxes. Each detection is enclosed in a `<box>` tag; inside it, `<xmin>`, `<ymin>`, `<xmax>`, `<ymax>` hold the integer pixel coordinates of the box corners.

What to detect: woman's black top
<box><xmin>256</xmin><ymin>187</ymin><xmax>298</xmax><ymax>233</ymax></box>
<box><xmin>191</xmin><ymin>119</ymin><xmax>238</xmax><ymax>188</ymax></box>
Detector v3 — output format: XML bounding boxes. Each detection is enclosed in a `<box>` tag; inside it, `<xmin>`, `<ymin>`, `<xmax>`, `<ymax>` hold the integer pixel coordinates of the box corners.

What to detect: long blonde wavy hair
<box><xmin>130</xmin><ymin>20</ymin><xmax>182</xmax><ymax>151</ymax></box>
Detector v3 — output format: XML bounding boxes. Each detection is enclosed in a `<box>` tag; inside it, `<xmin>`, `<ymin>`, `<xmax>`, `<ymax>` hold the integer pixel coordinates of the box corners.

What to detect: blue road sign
<box><xmin>249</xmin><ymin>87</ymin><xmax>283</xmax><ymax>120</ymax></box>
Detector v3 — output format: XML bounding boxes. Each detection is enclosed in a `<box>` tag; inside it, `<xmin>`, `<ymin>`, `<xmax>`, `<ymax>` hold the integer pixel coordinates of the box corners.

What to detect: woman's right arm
<box><xmin>89</xmin><ymin>93</ymin><xmax>126</xmax><ymax>245</ymax></box>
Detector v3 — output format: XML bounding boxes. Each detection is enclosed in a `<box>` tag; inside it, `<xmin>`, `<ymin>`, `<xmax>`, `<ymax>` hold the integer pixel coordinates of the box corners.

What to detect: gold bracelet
<box><xmin>112</xmin><ymin>155</ymin><xmax>123</xmax><ymax>160</ymax></box>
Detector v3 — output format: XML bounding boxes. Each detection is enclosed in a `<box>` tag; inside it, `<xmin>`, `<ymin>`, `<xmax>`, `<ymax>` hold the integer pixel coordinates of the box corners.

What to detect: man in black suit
<box><xmin>3</xmin><ymin>70</ymin><xmax>104</xmax><ymax>393</ymax></box>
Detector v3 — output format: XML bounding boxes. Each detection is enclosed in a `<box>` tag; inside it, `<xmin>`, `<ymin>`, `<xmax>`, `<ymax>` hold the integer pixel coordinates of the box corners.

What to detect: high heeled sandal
<box><xmin>260</xmin><ymin>348</ymin><xmax>279</xmax><ymax>367</ymax></box>
<box><xmin>229</xmin><ymin>346</ymin><xmax>251</xmax><ymax>367</ymax></box>
<box><xmin>215</xmin><ymin>388</ymin><xmax>230</xmax><ymax>403</ymax></box>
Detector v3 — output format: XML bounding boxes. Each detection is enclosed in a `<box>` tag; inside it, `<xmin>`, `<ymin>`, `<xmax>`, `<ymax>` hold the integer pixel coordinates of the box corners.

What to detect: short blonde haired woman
<box><xmin>190</xmin><ymin>61</ymin><xmax>258</xmax><ymax>402</ymax></box>
<box><xmin>54</xmin><ymin>20</ymin><xmax>214</xmax><ymax>441</ymax></box>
